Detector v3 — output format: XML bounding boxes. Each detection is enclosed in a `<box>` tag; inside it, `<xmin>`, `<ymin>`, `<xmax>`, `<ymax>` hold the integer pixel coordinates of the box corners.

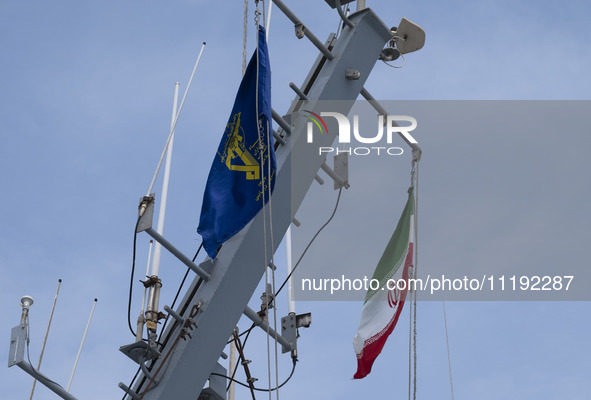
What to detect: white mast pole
<box><xmin>67</xmin><ymin>298</ymin><xmax>97</xmax><ymax>392</ymax></box>
<box><xmin>29</xmin><ymin>279</ymin><xmax>62</xmax><ymax>400</ymax></box>
<box><xmin>136</xmin><ymin>240</ymin><xmax>154</xmax><ymax>342</ymax></box>
<box><xmin>265</xmin><ymin>0</ymin><xmax>273</xmax><ymax>39</ymax></box>
<box><xmin>285</xmin><ymin>226</ymin><xmax>295</xmax><ymax>314</ymax></box>
<box><xmin>228</xmin><ymin>341</ymin><xmax>237</xmax><ymax>400</ymax></box>
<box><xmin>145</xmin><ymin>83</ymin><xmax>180</xmax><ymax>346</ymax></box>
<box><xmin>151</xmin><ymin>82</ymin><xmax>180</xmax><ymax>278</ymax></box>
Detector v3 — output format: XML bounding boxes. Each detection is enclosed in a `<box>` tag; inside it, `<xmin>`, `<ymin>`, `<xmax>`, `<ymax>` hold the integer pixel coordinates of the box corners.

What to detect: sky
<box><xmin>1</xmin><ymin>1</ymin><xmax>590</xmax><ymax>399</ymax></box>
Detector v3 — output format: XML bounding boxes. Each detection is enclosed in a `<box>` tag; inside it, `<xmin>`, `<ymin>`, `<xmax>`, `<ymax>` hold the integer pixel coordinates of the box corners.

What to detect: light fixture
<box><xmin>20</xmin><ymin>295</ymin><xmax>34</xmax><ymax>309</ymax></box>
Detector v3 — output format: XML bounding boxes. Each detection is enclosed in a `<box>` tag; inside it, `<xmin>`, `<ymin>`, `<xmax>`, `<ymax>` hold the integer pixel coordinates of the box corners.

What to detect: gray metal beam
<box><xmin>9</xmin><ymin>325</ymin><xmax>79</xmax><ymax>400</ymax></box>
<box><xmin>145</xmin><ymin>227</ymin><xmax>211</xmax><ymax>281</ymax></box>
<box><xmin>242</xmin><ymin>306</ymin><xmax>295</xmax><ymax>351</ymax></box>
<box><xmin>272</xmin><ymin>0</ymin><xmax>334</xmax><ymax>59</ymax></box>
<box><xmin>359</xmin><ymin>87</ymin><xmax>423</xmax><ymax>158</ymax></box>
<box><xmin>132</xmin><ymin>9</ymin><xmax>391</xmax><ymax>400</ymax></box>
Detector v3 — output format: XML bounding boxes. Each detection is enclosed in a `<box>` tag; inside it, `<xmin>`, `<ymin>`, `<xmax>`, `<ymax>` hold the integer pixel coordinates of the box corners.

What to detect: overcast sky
<box><xmin>1</xmin><ymin>1</ymin><xmax>590</xmax><ymax>399</ymax></box>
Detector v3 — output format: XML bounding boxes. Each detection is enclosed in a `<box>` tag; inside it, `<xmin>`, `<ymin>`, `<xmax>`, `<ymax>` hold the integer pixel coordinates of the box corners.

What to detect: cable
<box><xmin>382</xmin><ymin>53</ymin><xmax>406</xmax><ymax>69</ymax></box>
<box><xmin>214</xmin><ymin>358</ymin><xmax>297</xmax><ymax>393</ymax></box>
<box><xmin>227</xmin><ymin>323</ymin><xmax>256</xmax><ymax>390</ymax></box>
<box><xmin>227</xmin><ymin>323</ymin><xmax>256</xmax><ymax>345</ymax></box>
<box><xmin>335</xmin><ymin>4</ymin><xmax>350</xmax><ymax>38</ymax></box>
<box><xmin>157</xmin><ymin>243</ymin><xmax>203</xmax><ymax>341</ymax></box>
<box><xmin>120</xmin><ymin>367</ymin><xmax>141</xmax><ymax>400</ymax></box>
<box><xmin>127</xmin><ymin>216</ymin><xmax>141</xmax><ymax>338</ymax></box>
<box><xmin>274</xmin><ymin>187</ymin><xmax>343</xmax><ymax>300</ymax></box>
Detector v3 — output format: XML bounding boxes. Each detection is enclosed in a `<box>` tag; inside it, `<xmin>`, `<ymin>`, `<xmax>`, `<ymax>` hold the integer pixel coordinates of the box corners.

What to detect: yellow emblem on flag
<box><xmin>221</xmin><ymin>112</ymin><xmax>260</xmax><ymax>180</ymax></box>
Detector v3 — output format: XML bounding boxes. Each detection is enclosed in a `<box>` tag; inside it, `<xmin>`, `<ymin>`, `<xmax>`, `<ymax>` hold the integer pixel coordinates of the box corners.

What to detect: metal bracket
<box><xmin>281</xmin><ymin>313</ymin><xmax>297</xmax><ymax>354</ymax></box>
<box><xmin>320</xmin><ymin>156</ymin><xmax>350</xmax><ymax>190</ymax></box>
<box><xmin>118</xmin><ymin>382</ymin><xmax>141</xmax><ymax>400</ymax></box>
<box><xmin>137</xmin><ymin>194</ymin><xmax>155</xmax><ymax>233</ymax></box>
<box><xmin>9</xmin><ymin>324</ymin><xmax>80</xmax><ymax>400</ymax></box>
<box><xmin>324</xmin><ymin>0</ymin><xmax>356</xmax><ymax>8</ymax></box>
<box><xmin>119</xmin><ymin>340</ymin><xmax>161</xmax><ymax>364</ymax></box>
<box><xmin>333</xmin><ymin>153</ymin><xmax>349</xmax><ymax>189</ymax></box>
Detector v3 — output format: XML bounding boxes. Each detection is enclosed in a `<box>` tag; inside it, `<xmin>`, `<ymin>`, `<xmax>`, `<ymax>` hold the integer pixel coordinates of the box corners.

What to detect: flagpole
<box><xmin>29</xmin><ymin>279</ymin><xmax>62</xmax><ymax>400</ymax></box>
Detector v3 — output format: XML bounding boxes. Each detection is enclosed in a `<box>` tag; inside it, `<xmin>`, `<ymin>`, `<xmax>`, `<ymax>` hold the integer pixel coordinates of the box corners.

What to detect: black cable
<box><xmin>158</xmin><ymin>242</ymin><xmax>203</xmax><ymax>341</ymax></box>
<box><xmin>120</xmin><ymin>366</ymin><xmax>141</xmax><ymax>400</ymax></box>
<box><xmin>221</xmin><ymin>188</ymin><xmax>342</xmax><ymax>391</ymax></box>
<box><xmin>214</xmin><ymin>357</ymin><xmax>298</xmax><ymax>393</ymax></box>
<box><xmin>226</xmin><ymin>323</ymin><xmax>256</xmax><ymax>391</ymax></box>
<box><xmin>274</xmin><ymin>187</ymin><xmax>343</xmax><ymax>302</ymax></box>
<box><xmin>227</xmin><ymin>323</ymin><xmax>256</xmax><ymax>345</ymax></box>
<box><xmin>127</xmin><ymin>216</ymin><xmax>141</xmax><ymax>338</ymax></box>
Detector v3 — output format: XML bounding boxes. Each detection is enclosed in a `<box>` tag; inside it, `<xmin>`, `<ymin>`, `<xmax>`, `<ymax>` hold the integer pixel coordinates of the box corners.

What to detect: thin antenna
<box><xmin>67</xmin><ymin>298</ymin><xmax>97</xmax><ymax>392</ymax></box>
<box><xmin>145</xmin><ymin>42</ymin><xmax>206</xmax><ymax>197</ymax></box>
<box><xmin>29</xmin><ymin>279</ymin><xmax>62</xmax><ymax>400</ymax></box>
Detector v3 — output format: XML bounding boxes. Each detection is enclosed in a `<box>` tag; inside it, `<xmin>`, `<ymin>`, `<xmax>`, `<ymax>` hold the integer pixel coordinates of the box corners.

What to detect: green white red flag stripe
<box><xmin>353</xmin><ymin>187</ymin><xmax>415</xmax><ymax>379</ymax></box>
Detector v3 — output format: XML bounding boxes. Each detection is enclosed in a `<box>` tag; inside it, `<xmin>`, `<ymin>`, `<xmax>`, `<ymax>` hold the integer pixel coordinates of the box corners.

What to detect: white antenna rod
<box><xmin>285</xmin><ymin>226</ymin><xmax>295</xmax><ymax>314</ymax></box>
<box><xmin>29</xmin><ymin>279</ymin><xmax>62</xmax><ymax>400</ymax></box>
<box><xmin>136</xmin><ymin>240</ymin><xmax>154</xmax><ymax>342</ymax></box>
<box><xmin>265</xmin><ymin>0</ymin><xmax>273</xmax><ymax>39</ymax></box>
<box><xmin>150</xmin><ymin>82</ymin><xmax>180</xmax><ymax>278</ymax></box>
<box><xmin>146</xmin><ymin>42</ymin><xmax>206</xmax><ymax>197</ymax></box>
<box><xmin>67</xmin><ymin>298</ymin><xmax>97</xmax><ymax>392</ymax></box>
<box><xmin>228</xmin><ymin>342</ymin><xmax>237</xmax><ymax>400</ymax></box>
<box><xmin>144</xmin><ymin>82</ymin><xmax>180</xmax><ymax>347</ymax></box>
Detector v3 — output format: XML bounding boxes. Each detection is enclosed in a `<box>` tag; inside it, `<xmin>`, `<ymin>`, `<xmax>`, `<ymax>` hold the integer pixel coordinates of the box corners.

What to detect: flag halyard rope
<box><xmin>408</xmin><ymin>158</ymin><xmax>419</xmax><ymax>400</ymax></box>
<box><xmin>253</xmin><ymin>3</ymin><xmax>280</xmax><ymax>399</ymax></box>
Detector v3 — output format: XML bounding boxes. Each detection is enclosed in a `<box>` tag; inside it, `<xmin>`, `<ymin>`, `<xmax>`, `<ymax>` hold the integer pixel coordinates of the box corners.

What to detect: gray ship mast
<box><xmin>8</xmin><ymin>1</ymin><xmax>424</xmax><ymax>399</ymax></box>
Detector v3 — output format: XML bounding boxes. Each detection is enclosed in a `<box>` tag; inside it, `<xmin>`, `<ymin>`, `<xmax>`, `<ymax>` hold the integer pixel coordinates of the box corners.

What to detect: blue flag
<box><xmin>197</xmin><ymin>26</ymin><xmax>275</xmax><ymax>259</ymax></box>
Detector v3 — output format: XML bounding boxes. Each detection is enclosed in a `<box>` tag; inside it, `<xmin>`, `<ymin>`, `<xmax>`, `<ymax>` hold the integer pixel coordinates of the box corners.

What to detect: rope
<box><xmin>408</xmin><ymin>268</ymin><xmax>413</xmax><ymax>400</ymax></box>
<box><xmin>412</xmin><ymin>159</ymin><xmax>420</xmax><ymax>400</ymax></box>
<box><xmin>442</xmin><ymin>302</ymin><xmax>455</xmax><ymax>400</ymax></box>
<box><xmin>407</xmin><ymin>158</ymin><xmax>420</xmax><ymax>400</ymax></box>
<box><xmin>252</xmin><ymin>5</ymin><xmax>275</xmax><ymax>400</ymax></box>
<box><xmin>267</xmin><ymin>118</ymin><xmax>280</xmax><ymax>400</ymax></box>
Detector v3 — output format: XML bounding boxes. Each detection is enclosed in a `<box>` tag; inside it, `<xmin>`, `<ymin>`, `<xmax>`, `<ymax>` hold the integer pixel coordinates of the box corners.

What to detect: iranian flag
<box><xmin>353</xmin><ymin>187</ymin><xmax>415</xmax><ymax>379</ymax></box>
